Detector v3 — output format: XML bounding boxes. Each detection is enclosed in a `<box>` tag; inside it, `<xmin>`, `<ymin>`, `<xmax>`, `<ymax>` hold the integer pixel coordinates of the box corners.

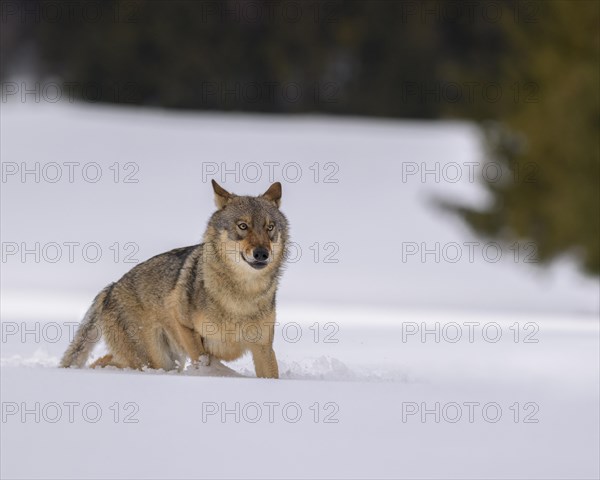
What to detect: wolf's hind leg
<box><xmin>102</xmin><ymin>312</ymin><xmax>152</xmax><ymax>370</ymax></box>
<box><xmin>195</xmin><ymin>353</ymin><xmax>211</xmax><ymax>367</ymax></box>
<box><xmin>90</xmin><ymin>354</ymin><xmax>127</xmax><ymax>369</ymax></box>
<box><xmin>174</xmin><ymin>322</ymin><xmax>211</xmax><ymax>368</ymax></box>
<box><xmin>147</xmin><ymin>328</ymin><xmax>187</xmax><ymax>371</ymax></box>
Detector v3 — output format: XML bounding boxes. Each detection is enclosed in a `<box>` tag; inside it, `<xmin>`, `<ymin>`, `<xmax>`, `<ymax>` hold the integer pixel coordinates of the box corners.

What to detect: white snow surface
<box><xmin>1</xmin><ymin>102</ymin><xmax>599</xmax><ymax>479</ymax></box>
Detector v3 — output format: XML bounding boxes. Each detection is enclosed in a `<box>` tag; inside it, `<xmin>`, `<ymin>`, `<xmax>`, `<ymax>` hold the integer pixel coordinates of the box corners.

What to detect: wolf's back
<box><xmin>59</xmin><ymin>284</ymin><xmax>113</xmax><ymax>368</ymax></box>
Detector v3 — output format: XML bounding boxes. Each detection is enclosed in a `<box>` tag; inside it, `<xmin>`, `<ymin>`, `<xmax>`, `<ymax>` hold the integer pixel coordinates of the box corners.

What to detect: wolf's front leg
<box><xmin>251</xmin><ymin>345</ymin><xmax>279</xmax><ymax>379</ymax></box>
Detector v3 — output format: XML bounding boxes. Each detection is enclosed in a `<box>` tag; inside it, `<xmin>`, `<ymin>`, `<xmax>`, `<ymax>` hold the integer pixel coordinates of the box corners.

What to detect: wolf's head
<box><xmin>203</xmin><ymin>180</ymin><xmax>289</xmax><ymax>275</ymax></box>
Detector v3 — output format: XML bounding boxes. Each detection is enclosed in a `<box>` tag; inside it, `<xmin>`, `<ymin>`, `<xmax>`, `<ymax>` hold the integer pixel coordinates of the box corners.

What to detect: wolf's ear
<box><xmin>261</xmin><ymin>182</ymin><xmax>282</xmax><ymax>208</ymax></box>
<box><xmin>212</xmin><ymin>179</ymin><xmax>233</xmax><ymax>209</ymax></box>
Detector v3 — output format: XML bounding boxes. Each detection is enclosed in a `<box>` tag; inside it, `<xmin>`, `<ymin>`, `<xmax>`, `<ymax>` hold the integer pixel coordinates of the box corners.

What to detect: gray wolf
<box><xmin>60</xmin><ymin>180</ymin><xmax>288</xmax><ymax>378</ymax></box>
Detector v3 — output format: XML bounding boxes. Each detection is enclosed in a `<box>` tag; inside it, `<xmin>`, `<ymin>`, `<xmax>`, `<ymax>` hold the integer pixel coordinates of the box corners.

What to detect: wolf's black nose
<box><xmin>253</xmin><ymin>247</ymin><xmax>270</xmax><ymax>262</ymax></box>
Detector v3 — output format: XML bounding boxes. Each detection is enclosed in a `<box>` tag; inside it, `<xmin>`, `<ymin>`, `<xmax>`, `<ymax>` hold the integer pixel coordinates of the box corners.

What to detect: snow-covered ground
<box><xmin>1</xmin><ymin>101</ymin><xmax>598</xmax><ymax>479</ymax></box>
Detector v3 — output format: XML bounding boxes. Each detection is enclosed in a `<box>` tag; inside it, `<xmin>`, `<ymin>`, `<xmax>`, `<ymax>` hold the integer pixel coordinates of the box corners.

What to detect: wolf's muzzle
<box><xmin>253</xmin><ymin>247</ymin><xmax>270</xmax><ymax>262</ymax></box>
<box><xmin>242</xmin><ymin>247</ymin><xmax>270</xmax><ymax>269</ymax></box>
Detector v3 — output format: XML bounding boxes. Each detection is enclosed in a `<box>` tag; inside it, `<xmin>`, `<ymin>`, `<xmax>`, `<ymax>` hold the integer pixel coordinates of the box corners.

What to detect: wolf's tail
<box><xmin>59</xmin><ymin>284</ymin><xmax>113</xmax><ymax>368</ymax></box>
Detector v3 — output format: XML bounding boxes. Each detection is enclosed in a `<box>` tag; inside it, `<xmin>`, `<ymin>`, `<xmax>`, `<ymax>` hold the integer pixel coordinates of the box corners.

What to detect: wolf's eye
<box><xmin>267</xmin><ymin>224</ymin><xmax>275</xmax><ymax>232</ymax></box>
<box><xmin>237</xmin><ymin>223</ymin><xmax>248</xmax><ymax>230</ymax></box>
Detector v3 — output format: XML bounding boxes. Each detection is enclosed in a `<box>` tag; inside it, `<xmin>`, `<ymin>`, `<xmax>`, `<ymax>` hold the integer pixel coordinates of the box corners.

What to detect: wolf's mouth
<box><xmin>241</xmin><ymin>254</ymin><xmax>269</xmax><ymax>270</ymax></box>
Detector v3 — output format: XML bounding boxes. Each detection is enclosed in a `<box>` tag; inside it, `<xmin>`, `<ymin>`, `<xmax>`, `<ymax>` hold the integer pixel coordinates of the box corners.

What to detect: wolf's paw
<box><xmin>193</xmin><ymin>354</ymin><xmax>211</xmax><ymax>368</ymax></box>
<box><xmin>198</xmin><ymin>354</ymin><xmax>211</xmax><ymax>367</ymax></box>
